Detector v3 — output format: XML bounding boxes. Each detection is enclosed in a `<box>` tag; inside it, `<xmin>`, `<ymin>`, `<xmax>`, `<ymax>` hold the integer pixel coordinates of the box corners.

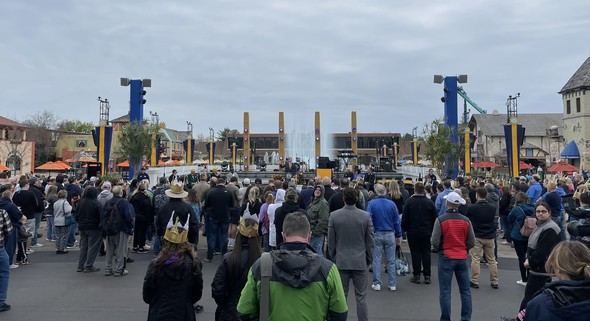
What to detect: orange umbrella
<box><xmin>55</xmin><ymin>160</ymin><xmax>72</xmax><ymax>170</ymax></box>
<box><xmin>166</xmin><ymin>160</ymin><xmax>184</xmax><ymax>166</ymax></box>
<box><xmin>547</xmin><ymin>161</ymin><xmax>579</xmax><ymax>173</ymax></box>
<box><xmin>77</xmin><ymin>156</ymin><xmax>97</xmax><ymax>163</ymax></box>
<box><xmin>117</xmin><ymin>160</ymin><xmax>149</xmax><ymax>168</ymax></box>
<box><xmin>157</xmin><ymin>160</ymin><xmax>166</xmax><ymax>166</ymax></box>
<box><xmin>35</xmin><ymin>162</ymin><xmax>68</xmax><ymax>171</ymax></box>
<box><xmin>0</xmin><ymin>164</ymin><xmax>11</xmax><ymax>171</ymax></box>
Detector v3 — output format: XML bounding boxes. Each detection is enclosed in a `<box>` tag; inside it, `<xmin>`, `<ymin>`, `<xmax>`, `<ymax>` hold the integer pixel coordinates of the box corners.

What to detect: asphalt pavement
<box><xmin>3</xmin><ymin>229</ymin><xmax>524</xmax><ymax>321</ymax></box>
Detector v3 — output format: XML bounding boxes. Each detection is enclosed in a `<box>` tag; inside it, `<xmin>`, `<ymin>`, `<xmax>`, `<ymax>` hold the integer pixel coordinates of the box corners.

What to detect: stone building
<box><xmin>0</xmin><ymin>116</ymin><xmax>35</xmax><ymax>176</ymax></box>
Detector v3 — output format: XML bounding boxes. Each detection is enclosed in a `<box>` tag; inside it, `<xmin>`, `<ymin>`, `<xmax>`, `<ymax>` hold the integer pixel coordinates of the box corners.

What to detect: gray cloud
<box><xmin>1</xmin><ymin>0</ymin><xmax>589</xmax><ymax>138</ymax></box>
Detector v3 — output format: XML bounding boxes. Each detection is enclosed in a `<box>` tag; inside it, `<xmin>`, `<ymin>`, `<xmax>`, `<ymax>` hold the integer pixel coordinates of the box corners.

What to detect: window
<box><xmin>567</xmin><ymin>100</ymin><xmax>571</xmax><ymax>114</ymax></box>
<box><xmin>577</xmin><ymin>98</ymin><xmax>581</xmax><ymax>113</ymax></box>
<box><xmin>76</xmin><ymin>140</ymin><xmax>87</xmax><ymax>148</ymax></box>
<box><xmin>525</xmin><ymin>148</ymin><xmax>533</xmax><ymax>157</ymax></box>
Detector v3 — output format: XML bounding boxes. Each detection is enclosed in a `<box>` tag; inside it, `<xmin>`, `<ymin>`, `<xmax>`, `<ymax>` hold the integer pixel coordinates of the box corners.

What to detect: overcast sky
<box><xmin>1</xmin><ymin>0</ymin><xmax>589</xmax><ymax>138</ymax></box>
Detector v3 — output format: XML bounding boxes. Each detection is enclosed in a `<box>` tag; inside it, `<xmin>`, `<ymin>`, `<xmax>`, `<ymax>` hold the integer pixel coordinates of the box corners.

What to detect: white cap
<box><xmin>243</xmin><ymin>178</ymin><xmax>251</xmax><ymax>185</ymax></box>
<box><xmin>444</xmin><ymin>192</ymin><xmax>466</xmax><ymax>205</ymax></box>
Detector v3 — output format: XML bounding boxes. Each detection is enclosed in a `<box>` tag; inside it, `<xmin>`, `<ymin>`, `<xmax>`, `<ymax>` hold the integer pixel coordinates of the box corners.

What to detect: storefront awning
<box><xmin>561</xmin><ymin>141</ymin><xmax>580</xmax><ymax>159</ymax></box>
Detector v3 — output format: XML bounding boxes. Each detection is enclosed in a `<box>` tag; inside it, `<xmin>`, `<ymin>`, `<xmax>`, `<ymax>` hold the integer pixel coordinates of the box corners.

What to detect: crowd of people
<box><xmin>0</xmin><ymin>167</ymin><xmax>589</xmax><ymax>320</ymax></box>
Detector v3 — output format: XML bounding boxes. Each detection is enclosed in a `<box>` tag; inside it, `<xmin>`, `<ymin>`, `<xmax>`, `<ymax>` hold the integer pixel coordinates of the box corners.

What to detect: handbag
<box><xmin>516</xmin><ymin>207</ymin><xmax>536</xmax><ymax>237</ymax></box>
<box><xmin>395</xmin><ymin>246</ymin><xmax>410</xmax><ymax>276</ymax></box>
<box><xmin>63</xmin><ymin>201</ymin><xmax>75</xmax><ymax>226</ymax></box>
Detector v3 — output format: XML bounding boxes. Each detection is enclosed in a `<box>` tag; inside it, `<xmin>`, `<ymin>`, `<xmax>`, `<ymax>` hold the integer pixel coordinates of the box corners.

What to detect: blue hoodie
<box><xmin>507</xmin><ymin>202</ymin><xmax>535</xmax><ymax>241</ymax></box>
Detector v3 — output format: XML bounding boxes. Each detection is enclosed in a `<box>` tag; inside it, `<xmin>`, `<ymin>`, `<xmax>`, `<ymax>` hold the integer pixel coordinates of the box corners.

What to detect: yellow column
<box><xmin>244</xmin><ymin>112</ymin><xmax>250</xmax><ymax>172</ymax></box>
<box><xmin>464</xmin><ymin>129</ymin><xmax>471</xmax><ymax>174</ymax></box>
<box><xmin>393</xmin><ymin>142</ymin><xmax>398</xmax><ymax>169</ymax></box>
<box><xmin>351</xmin><ymin>111</ymin><xmax>358</xmax><ymax>167</ymax></box>
<box><xmin>413</xmin><ymin>138</ymin><xmax>418</xmax><ymax>165</ymax></box>
<box><xmin>279</xmin><ymin>112</ymin><xmax>285</xmax><ymax>166</ymax></box>
<box><xmin>151</xmin><ymin>132</ymin><xmax>157</xmax><ymax>168</ymax></box>
<box><xmin>315</xmin><ymin>111</ymin><xmax>321</xmax><ymax>162</ymax></box>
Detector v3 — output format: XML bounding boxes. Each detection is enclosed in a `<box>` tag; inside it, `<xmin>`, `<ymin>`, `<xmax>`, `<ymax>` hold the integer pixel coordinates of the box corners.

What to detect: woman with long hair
<box><xmin>143</xmin><ymin>213</ymin><xmax>203</xmax><ymax>321</ymax></box>
<box><xmin>53</xmin><ymin>190</ymin><xmax>72</xmax><ymax>254</ymax></box>
<box><xmin>499</xmin><ymin>185</ymin><xmax>513</xmax><ymax>245</ymax></box>
<box><xmin>507</xmin><ymin>192</ymin><xmax>535</xmax><ymax>286</ymax></box>
<box><xmin>76</xmin><ymin>186</ymin><xmax>103</xmax><ymax>272</ymax></box>
<box><xmin>45</xmin><ymin>185</ymin><xmax>58</xmax><ymax>242</ymax></box>
<box><xmin>519</xmin><ymin>202</ymin><xmax>561</xmax><ymax>311</ymax></box>
<box><xmin>130</xmin><ymin>181</ymin><xmax>154</xmax><ymax>254</ymax></box>
<box><xmin>388</xmin><ymin>180</ymin><xmax>404</xmax><ymax>214</ymax></box>
<box><xmin>212</xmin><ymin>217</ymin><xmax>262</xmax><ymax>320</ymax></box>
<box><xmin>258</xmin><ymin>191</ymin><xmax>274</xmax><ymax>252</ymax></box>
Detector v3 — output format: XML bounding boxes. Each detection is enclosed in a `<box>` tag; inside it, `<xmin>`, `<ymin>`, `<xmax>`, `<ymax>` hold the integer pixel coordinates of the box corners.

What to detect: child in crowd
<box><xmin>16</xmin><ymin>215</ymin><xmax>32</xmax><ymax>265</ymax></box>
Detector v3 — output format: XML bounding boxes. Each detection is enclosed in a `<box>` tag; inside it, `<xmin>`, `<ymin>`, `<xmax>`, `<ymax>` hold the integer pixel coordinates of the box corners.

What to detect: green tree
<box><xmin>57</xmin><ymin>120</ymin><xmax>95</xmax><ymax>133</ymax></box>
<box><xmin>117</xmin><ymin>121</ymin><xmax>157</xmax><ymax>175</ymax></box>
<box><xmin>422</xmin><ymin>118</ymin><xmax>463</xmax><ymax>177</ymax></box>
<box><xmin>217</xmin><ymin>127</ymin><xmax>240</xmax><ymax>142</ymax></box>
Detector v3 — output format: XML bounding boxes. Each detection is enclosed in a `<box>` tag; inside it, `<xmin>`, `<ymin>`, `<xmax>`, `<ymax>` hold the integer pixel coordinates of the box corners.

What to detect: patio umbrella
<box><xmin>54</xmin><ymin>160</ymin><xmax>72</xmax><ymax>170</ymax></box>
<box><xmin>117</xmin><ymin>160</ymin><xmax>149</xmax><ymax>168</ymax></box>
<box><xmin>77</xmin><ymin>156</ymin><xmax>97</xmax><ymax>163</ymax></box>
<box><xmin>0</xmin><ymin>164</ymin><xmax>9</xmax><ymax>171</ymax></box>
<box><xmin>472</xmin><ymin>160</ymin><xmax>500</xmax><ymax>168</ymax></box>
<box><xmin>519</xmin><ymin>161</ymin><xmax>533</xmax><ymax>170</ymax></box>
<box><xmin>157</xmin><ymin>160</ymin><xmax>166</xmax><ymax>166</ymax></box>
<box><xmin>166</xmin><ymin>159</ymin><xmax>184</xmax><ymax>166</ymax></box>
<box><xmin>35</xmin><ymin>162</ymin><xmax>68</xmax><ymax>171</ymax></box>
<box><xmin>547</xmin><ymin>161</ymin><xmax>579</xmax><ymax>173</ymax></box>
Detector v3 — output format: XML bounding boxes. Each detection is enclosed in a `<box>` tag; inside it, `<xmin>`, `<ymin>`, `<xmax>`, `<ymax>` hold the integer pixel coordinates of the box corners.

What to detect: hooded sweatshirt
<box><xmin>267</xmin><ymin>189</ymin><xmax>285</xmax><ymax>247</ymax></box>
<box><xmin>97</xmin><ymin>190</ymin><xmax>114</xmax><ymax>208</ymax></box>
<box><xmin>523</xmin><ymin>280</ymin><xmax>590</xmax><ymax>321</ymax></box>
<box><xmin>307</xmin><ymin>185</ymin><xmax>329</xmax><ymax>237</ymax></box>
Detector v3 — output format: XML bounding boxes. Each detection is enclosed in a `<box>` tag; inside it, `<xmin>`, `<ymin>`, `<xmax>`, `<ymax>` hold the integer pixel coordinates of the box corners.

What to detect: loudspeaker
<box><xmin>318</xmin><ymin>157</ymin><xmax>330</xmax><ymax>169</ymax></box>
<box><xmin>86</xmin><ymin>162</ymin><xmax>102</xmax><ymax>181</ymax></box>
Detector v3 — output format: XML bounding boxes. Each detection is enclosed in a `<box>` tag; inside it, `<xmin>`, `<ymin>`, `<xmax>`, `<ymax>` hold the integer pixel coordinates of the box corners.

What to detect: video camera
<box><xmin>567</xmin><ymin>207</ymin><xmax>590</xmax><ymax>245</ymax></box>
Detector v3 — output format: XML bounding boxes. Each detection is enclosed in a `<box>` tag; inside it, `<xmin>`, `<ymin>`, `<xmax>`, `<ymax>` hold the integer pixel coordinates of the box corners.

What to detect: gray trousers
<box><xmin>105</xmin><ymin>232</ymin><xmax>129</xmax><ymax>273</ymax></box>
<box><xmin>339</xmin><ymin>269</ymin><xmax>369</xmax><ymax>321</ymax></box>
<box><xmin>78</xmin><ymin>230</ymin><xmax>103</xmax><ymax>269</ymax></box>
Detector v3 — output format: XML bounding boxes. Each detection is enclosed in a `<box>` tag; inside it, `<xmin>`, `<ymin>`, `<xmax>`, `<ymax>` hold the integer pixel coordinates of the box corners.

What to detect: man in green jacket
<box><xmin>237</xmin><ymin>211</ymin><xmax>347</xmax><ymax>321</ymax></box>
<box><xmin>306</xmin><ymin>185</ymin><xmax>329</xmax><ymax>257</ymax></box>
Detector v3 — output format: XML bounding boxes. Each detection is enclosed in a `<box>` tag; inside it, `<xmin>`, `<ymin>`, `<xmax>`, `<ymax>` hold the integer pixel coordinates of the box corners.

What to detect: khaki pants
<box><xmin>470</xmin><ymin>238</ymin><xmax>498</xmax><ymax>285</ymax></box>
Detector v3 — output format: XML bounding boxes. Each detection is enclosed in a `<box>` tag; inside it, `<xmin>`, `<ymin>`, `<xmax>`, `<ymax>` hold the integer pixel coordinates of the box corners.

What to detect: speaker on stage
<box><xmin>318</xmin><ymin>157</ymin><xmax>330</xmax><ymax>169</ymax></box>
<box><xmin>86</xmin><ymin>162</ymin><xmax>102</xmax><ymax>181</ymax></box>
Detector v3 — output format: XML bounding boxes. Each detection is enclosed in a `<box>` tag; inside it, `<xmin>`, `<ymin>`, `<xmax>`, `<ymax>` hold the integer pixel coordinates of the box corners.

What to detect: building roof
<box><xmin>470</xmin><ymin>113</ymin><xmax>562</xmax><ymax>137</ymax></box>
<box><xmin>110</xmin><ymin>114</ymin><xmax>129</xmax><ymax>123</ymax></box>
<box><xmin>160</xmin><ymin>128</ymin><xmax>190</xmax><ymax>143</ymax></box>
<box><xmin>560</xmin><ymin>56</ymin><xmax>590</xmax><ymax>94</ymax></box>
<box><xmin>0</xmin><ymin>115</ymin><xmax>26</xmax><ymax>128</ymax></box>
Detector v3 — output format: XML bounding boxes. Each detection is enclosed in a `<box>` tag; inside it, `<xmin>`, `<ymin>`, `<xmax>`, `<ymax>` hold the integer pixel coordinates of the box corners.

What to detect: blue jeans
<box><xmin>33</xmin><ymin>212</ymin><xmax>42</xmax><ymax>245</ymax></box>
<box><xmin>0</xmin><ymin>247</ymin><xmax>9</xmax><ymax>305</ymax></box>
<box><xmin>46</xmin><ymin>216</ymin><xmax>55</xmax><ymax>240</ymax></box>
<box><xmin>551</xmin><ymin>215</ymin><xmax>566</xmax><ymax>241</ymax></box>
<box><xmin>438</xmin><ymin>256</ymin><xmax>472</xmax><ymax>321</ymax></box>
<box><xmin>67</xmin><ymin>221</ymin><xmax>78</xmax><ymax>247</ymax></box>
<box><xmin>310</xmin><ymin>235</ymin><xmax>325</xmax><ymax>257</ymax></box>
<box><xmin>153</xmin><ymin>233</ymin><xmax>161</xmax><ymax>257</ymax></box>
<box><xmin>5</xmin><ymin>228</ymin><xmax>17</xmax><ymax>265</ymax></box>
<box><xmin>500</xmin><ymin>216</ymin><xmax>511</xmax><ymax>242</ymax></box>
<box><xmin>207</xmin><ymin>219</ymin><xmax>228</xmax><ymax>260</ymax></box>
<box><xmin>372</xmin><ymin>232</ymin><xmax>396</xmax><ymax>287</ymax></box>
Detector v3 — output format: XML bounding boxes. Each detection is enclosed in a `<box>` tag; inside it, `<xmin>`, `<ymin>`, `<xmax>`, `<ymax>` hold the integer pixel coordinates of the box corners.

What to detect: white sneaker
<box><xmin>516</xmin><ymin>280</ymin><xmax>527</xmax><ymax>286</ymax></box>
<box><xmin>388</xmin><ymin>286</ymin><xmax>397</xmax><ymax>291</ymax></box>
<box><xmin>31</xmin><ymin>243</ymin><xmax>44</xmax><ymax>248</ymax></box>
<box><xmin>371</xmin><ymin>284</ymin><xmax>381</xmax><ymax>291</ymax></box>
<box><xmin>143</xmin><ymin>245</ymin><xmax>151</xmax><ymax>250</ymax></box>
<box><xmin>26</xmin><ymin>249</ymin><xmax>35</xmax><ymax>254</ymax></box>
<box><xmin>9</xmin><ymin>264</ymin><xmax>19</xmax><ymax>269</ymax></box>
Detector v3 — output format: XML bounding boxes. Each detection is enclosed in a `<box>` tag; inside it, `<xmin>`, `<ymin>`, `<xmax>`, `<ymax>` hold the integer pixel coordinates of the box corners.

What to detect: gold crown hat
<box><xmin>165</xmin><ymin>178</ymin><xmax>188</xmax><ymax>198</ymax></box>
<box><xmin>164</xmin><ymin>211</ymin><xmax>190</xmax><ymax>244</ymax></box>
<box><xmin>238</xmin><ymin>203</ymin><xmax>259</xmax><ymax>238</ymax></box>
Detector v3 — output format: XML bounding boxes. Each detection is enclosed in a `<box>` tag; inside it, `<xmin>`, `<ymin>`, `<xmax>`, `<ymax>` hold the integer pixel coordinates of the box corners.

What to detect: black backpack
<box><xmin>102</xmin><ymin>199</ymin><xmax>123</xmax><ymax>236</ymax></box>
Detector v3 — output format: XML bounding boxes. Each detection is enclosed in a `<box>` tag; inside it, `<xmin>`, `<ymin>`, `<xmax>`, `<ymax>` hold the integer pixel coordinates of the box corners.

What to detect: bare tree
<box><xmin>22</xmin><ymin>110</ymin><xmax>60</xmax><ymax>165</ymax></box>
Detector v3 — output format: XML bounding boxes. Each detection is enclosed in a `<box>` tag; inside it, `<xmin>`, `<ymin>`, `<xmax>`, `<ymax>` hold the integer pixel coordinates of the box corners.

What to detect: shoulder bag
<box><xmin>515</xmin><ymin>207</ymin><xmax>536</xmax><ymax>237</ymax></box>
<box><xmin>63</xmin><ymin>201</ymin><xmax>76</xmax><ymax>226</ymax></box>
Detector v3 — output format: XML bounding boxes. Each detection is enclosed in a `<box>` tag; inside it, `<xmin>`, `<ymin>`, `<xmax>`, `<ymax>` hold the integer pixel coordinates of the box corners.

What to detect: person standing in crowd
<box><xmin>507</xmin><ymin>192</ymin><xmax>535</xmax><ymax>287</ymax></box>
<box><xmin>365</xmin><ymin>167</ymin><xmax>376</xmax><ymax>193</ymax></box>
<box><xmin>203</xmin><ymin>178</ymin><xmax>234</xmax><ymax>262</ymax></box>
<box><xmin>322</xmin><ymin>177</ymin><xmax>335</xmax><ymax>202</ymax></box>
<box><xmin>499</xmin><ymin>185</ymin><xmax>513</xmax><ymax>246</ymax></box>
<box><xmin>541</xmin><ymin>181</ymin><xmax>567</xmax><ymax>241</ymax></box>
<box><xmin>12</xmin><ymin>180</ymin><xmax>38</xmax><ymax>253</ymax></box>
<box><xmin>44</xmin><ymin>186</ymin><xmax>58</xmax><ymax>242</ymax></box>
<box><xmin>28</xmin><ymin>177</ymin><xmax>45</xmax><ymax>248</ymax></box>
<box><xmin>225</xmin><ymin>176</ymin><xmax>241</xmax><ymax>250</ymax></box>
<box><xmin>435</xmin><ymin>180</ymin><xmax>453</xmax><ymax>215</ymax></box>
<box><xmin>76</xmin><ymin>187</ymin><xmax>103</xmax><ymax>273</ymax></box>
<box><xmin>367</xmin><ymin>184</ymin><xmax>402</xmax><ymax>292</ymax></box>
<box><xmin>168</xmin><ymin>169</ymin><xmax>178</xmax><ymax>184</ymax></box>
<box><xmin>431</xmin><ymin>192</ymin><xmax>475</xmax><ymax>321</ymax></box>
<box><xmin>65</xmin><ymin>176</ymin><xmax>83</xmax><ymax>248</ymax></box>
<box><xmin>143</xmin><ymin>210</ymin><xmax>203</xmax><ymax>321</ymax></box>
<box><xmin>267</xmin><ymin>189</ymin><xmax>285</xmax><ymax>250</ymax></box>
<box><xmin>0</xmin><ymin>186</ymin><xmax>22</xmax><ymax>269</ymax></box>
<box><xmin>526</xmin><ymin>174</ymin><xmax>542</xmax><ymax>204</ymax></box>
<box><xmin>402</xmin><ymin>182</ymin><xmax>437</xmax><ymax>284</ymax></box>
<box><xmin>238</xmin><ymin>212</ymin><xmax>348</xmax><ymax>321</ymax></box>
<box><xmin>274</xmin><ymin>188</ymin><xmax>302</xmax><ymax>248</ymax></box>
<box><xmin>306</xmin><ymin>185</ymin><xmax>329</xmax><ymax>257</ymax></box>
<box><xmin>53</xmin><ymin>190</ymin><xmax>72</xmax><ymax>254</ymax></box>
<box><xmin>519</xmin><ymin>202</ymin><xmax>561</xmax><ymax>311</ymax></box>
<box><xmin>258</xmin><ymin>192</ymin><xmax>273</xmax><ymax>252</ymax></box>
<box><xmin>130</xmin><ymin>181</ymin><xmax>154</xmax><ymax>254</ymax></box>
<box><xmin>0</xmin><ymin>207</ymin><xmax>13</xmax><ymax>312</ymax></box>
<box><xmin>328</xmin><ymin>188</ymin><xmax>374</xmax><ymax>321</ymax></box>
<box><xmin>466</xmin><ymin>187</ymin><xmax>499</xmax><ymax>289</ymax></box>
<box><xmin>137</xmin><ymin>167</ymin><xmax>150</xmax><ymax>185</ymax></box>
<box><xmin>212</xmin><ymin>216</ymin><xmax>261</xmax><ymax>320</ymax></box>
<box><xmin>300</xmin><ymin>179</ymin><xmax>315</xmax><ymax>209</ymax></box>
<box><xmin>521</xmin><ymin>241</ymin><xmax>590</xmax><ymax>321</ymax></box>
<box><xmin>103</xmin><ymin>185</ymin><xmax>135</xmax><ymax>277</ymax></box>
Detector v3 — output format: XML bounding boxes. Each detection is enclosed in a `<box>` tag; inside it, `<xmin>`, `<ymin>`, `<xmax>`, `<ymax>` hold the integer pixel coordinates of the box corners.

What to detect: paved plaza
<box><xmin>2</xmin><ymin>233</ymin><xmax>526</xmax><ymax>321</ymax></box>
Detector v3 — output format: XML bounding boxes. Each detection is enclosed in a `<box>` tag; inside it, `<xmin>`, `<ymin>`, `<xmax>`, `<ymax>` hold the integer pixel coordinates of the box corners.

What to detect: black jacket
<box><xmin>77</xmin><ymin>198</ymin><xmax>102</xmax><ymax>231</ymax></box>
<box><xmin>274</xmin><ymin>201</ymin><xmax>303</xmax><ymax>247</ymax></box>
<box><xmin>143</xmin><ymin>252</ymin><xmax>203</xmax><ymax>321</ymax></box>
<box><xmin>12</xmin><ymin>189</ymin><xmax>38</xmax><ymax>217</ymax></box>
<box><xmin>130</xmin><ymin>191</ymin><xmax>154</xmax><ymax>223</ymax></box>
<box><xmin>524</xmin><ymin>280</ymin><xmax>590</xmax><ymax>321</ymax></box>
<box><xmin>211</xmin><ymin>247</ymin><xmax>253</xmax><ymax>321</ymax></box>
<box><xmin>30</xmin><ymin>185</ymin><xmax>45</xmax><ymax>213</ymax></box>
<box><xmin>328</xmin><ymin>190</ymin><xmax>363</xmax><ymax>213</ymax></box>
<box><xmin>499</xmin><ymin>193</ymin><xmax>512</xmax><ymax>217</ymax></box>
<box><xmin>204</xmin><ymin>185</ymin><xmax>234</xmax><ymax>223</ymax></box>
<box><xmin>401</xmin><ymin>194</ymin><xmax>437</xmax><ymax>237</ymax></box>
<box><xmin>465</xmin><ymin>200</ymin><xmax>497</xmax><ymax>239</ymax></box>
<box><xmin>0</xmin><ymin>196</ymin><xmax>22</xmax><ymax>227</ymax></box>
<box><xmin>157</xmin><ymin>198</ymin><xmax>199</xmax><ymax>244</ymax></box>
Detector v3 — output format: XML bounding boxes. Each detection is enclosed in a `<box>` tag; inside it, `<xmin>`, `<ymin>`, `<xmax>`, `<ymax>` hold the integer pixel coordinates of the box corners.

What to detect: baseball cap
<box><xmin>243</xmin><ymin>178</ymin><xmax>251</xmax><ymax>185</ymax></box>
<box><xmin>28</xmin><ymin>176</ymin><xmax>39</xmax><ymax>185</ymax></box>
<box><xmin>444</xmin><ymin>192</ymin><xmax>466</xmax><ymax>205</ymax></box>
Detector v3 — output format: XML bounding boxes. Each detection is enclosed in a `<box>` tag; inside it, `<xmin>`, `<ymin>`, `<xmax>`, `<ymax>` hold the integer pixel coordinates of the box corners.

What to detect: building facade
<box><xmin>0</xmin><ymin>116</ymin><xmax>35</xmax><ymax>176</ymax></box>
